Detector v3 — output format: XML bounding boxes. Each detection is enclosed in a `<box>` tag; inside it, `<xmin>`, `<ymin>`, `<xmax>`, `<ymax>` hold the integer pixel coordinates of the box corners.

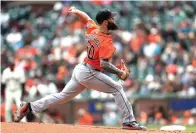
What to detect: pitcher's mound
<box><xmin>0</xmin><ymin>122</ymin><xmax>188</xmax><ymax>133</ymax></box>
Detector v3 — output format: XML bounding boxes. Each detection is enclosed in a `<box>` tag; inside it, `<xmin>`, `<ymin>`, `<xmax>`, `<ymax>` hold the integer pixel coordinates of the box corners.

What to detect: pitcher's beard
<box><xmin>107</xmin><ymin>22</ymin><xmax>119</xmax><ymax>30</ymax></box>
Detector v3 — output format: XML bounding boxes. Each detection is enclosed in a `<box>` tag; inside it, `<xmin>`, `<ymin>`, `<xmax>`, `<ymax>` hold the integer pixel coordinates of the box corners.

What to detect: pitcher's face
<box><xmin>107</xmin><ymin>17</ymin><xmax>119</xmax><ymax>30</ymax></box>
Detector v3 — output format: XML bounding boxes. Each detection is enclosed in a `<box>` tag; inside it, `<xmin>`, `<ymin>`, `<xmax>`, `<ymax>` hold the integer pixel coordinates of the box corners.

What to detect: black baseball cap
<box><xmin>96</xmin><ymin>9</ymin><xmax>117</xmax><ymax>24</ymax></box>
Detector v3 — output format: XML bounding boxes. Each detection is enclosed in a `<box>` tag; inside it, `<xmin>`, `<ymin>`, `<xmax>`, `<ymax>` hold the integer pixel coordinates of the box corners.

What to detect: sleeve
<box><xmin>19</xmin><ymin>69</ymin><xmax>26</xmax><ymax>83</ymax></box>
<box><xmin>85</xmin><ymin>19</ymin><xmax>97</xmax><ymax>34</ymax></box>
<box><xmin>99</xmin><ymin>40</ymin><xmax>116</xmax><ymax>60</ymax></box>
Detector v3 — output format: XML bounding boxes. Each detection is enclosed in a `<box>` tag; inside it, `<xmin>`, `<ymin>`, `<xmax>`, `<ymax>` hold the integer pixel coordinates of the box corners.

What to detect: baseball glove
<box><xmin>116</xmin><ymin>59</ymin><xmax>130</xmax><ymax>80</ymax></box>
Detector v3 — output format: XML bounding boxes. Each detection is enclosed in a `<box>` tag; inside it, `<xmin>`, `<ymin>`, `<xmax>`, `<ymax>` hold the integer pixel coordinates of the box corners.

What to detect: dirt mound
<box><xmin>1</xmin><ymin>122</ymin><xmax>190</xmax><ymax>133</ymax></box>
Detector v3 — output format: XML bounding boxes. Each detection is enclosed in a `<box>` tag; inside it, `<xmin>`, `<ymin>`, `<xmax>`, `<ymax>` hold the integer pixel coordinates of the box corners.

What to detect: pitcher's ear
<box><xmin>102</xmin><ymin>20</ymin><xmax>108</xmax><ymax>25</ymax></box>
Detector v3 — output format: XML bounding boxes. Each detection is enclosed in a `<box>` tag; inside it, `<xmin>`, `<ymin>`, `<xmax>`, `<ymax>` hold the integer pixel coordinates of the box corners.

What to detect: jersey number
<box><xmin>87</xmin><ymin>41</ymin><xmax>95</xmax><ymax>59</ymax></box>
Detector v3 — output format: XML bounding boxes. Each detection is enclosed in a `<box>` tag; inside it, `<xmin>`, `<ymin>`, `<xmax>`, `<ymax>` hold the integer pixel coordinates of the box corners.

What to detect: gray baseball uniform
<box><xmin>30</xmin><ymin>19</ymin><xmax>135</xmax><ymax>124</ymax></box>
<box><xmin>30</xmin><ymin>63</ymin><xmax>135</xmax><ymax>123</ymax></box>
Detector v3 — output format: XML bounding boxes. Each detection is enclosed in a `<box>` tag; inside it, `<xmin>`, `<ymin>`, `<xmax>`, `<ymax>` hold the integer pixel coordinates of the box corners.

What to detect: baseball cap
<box><xmin>96</xmin><ymin>9</ymin><xmax>117</xmax><ymax>24</ymax></box>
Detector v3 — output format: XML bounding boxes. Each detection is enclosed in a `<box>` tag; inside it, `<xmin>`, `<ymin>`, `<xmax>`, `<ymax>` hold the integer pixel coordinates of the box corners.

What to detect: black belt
<box><xmin>82</xmin><ymin>62</ymin><xmax>100</xmax><ymax>71</ymax></box>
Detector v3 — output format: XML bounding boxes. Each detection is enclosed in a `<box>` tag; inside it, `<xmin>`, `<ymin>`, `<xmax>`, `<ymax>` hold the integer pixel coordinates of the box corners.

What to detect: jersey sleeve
<box><xmin>99</xmin><ymin>40</ymin><xmax>116</xmax><ymax>60</ymax></box>
<box><xmin>19</xmin><ymin>69</ymin><xmax>26</xmax><ymax>83</ymax></box>
<box><xmin>85</xmin><ymin>19</ymin><xmax>97</xmax><ymax>35</ymax></box>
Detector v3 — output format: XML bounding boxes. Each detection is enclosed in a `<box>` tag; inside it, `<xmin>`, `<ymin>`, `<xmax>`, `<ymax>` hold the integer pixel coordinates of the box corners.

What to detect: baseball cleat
<box><xmin>122</xmin><ymin>121</ymin><xmax>147</xmax><ymax>130</ymax></box>
<box><xmin>14</xmin><ymin>102</ymin><xmax>31</xmax><ymax>122</ymax></box>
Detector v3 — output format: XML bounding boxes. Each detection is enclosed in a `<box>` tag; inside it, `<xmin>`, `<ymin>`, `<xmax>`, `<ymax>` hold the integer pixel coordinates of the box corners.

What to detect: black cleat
<box><xmin>122</xmin><ymin>121</ymin><xmax>147</xmax><ymax>130</ymax></box>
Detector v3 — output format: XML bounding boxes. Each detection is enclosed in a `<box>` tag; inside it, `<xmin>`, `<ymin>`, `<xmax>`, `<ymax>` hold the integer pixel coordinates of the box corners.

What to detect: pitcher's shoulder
<box><xmin>85</xmin><ymin>20</ymin><xmax>98</xmax><ymax>34</ymax></box>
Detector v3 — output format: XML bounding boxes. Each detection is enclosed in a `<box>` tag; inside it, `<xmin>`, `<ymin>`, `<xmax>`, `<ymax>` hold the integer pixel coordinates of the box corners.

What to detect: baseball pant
<box><xmin>5</xmin><ymin>89</ymin><xmax>22</xmax><ymax>122</ymax></box>
<box><xmin>31</xmin><ymin>63</ymin><xmax>135</xmax><ymax>123</ymax></box>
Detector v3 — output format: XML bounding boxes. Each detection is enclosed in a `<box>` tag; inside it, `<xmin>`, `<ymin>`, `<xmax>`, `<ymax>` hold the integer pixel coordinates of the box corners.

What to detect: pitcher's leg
<box><xmin>112</xmin><ymin>85</ymin><xmax>135</xmax><ymax>124</ymax></box>
<box><xmin>78</xmin><ymin>70</ymin><xmax>135</xmax><ymax>123</ymax></box>
<box><xmin>30</xmin><ymin>79</ymin><xmax>85</xmax><ymax>114</ymax></box>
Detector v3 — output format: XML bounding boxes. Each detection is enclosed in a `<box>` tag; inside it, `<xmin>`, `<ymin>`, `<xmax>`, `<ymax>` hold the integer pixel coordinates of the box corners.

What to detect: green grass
<box><xmin>147</xmin><ymin>125</ymin><xmax>196</xmax><ymax>132</ymax></box>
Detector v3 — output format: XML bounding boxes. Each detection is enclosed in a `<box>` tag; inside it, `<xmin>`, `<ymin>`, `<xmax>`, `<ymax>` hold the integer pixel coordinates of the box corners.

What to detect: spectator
<box><xmin>6</xmin><ymin>28</ymin><xmax>23</xmax><ymax>51</ymax></box>
<box><xmin>182</xmin><ymin>110</ymin><xmax>195</xmax><ymax>125</ymax></box>
<box><xmin>76</xmin><ymin>108</ymin><xmax>93</xmax><ymax>125</ymax></box>
<box><xmin>139</xmin><ymin>111</ymin><xmax>148</xmax><ymax>125</ymax></box>
<box><xmin>32</xmin><ymin>35</ymin><xmax>46</xmax><ymax>51</ymax></box>
<box><xmin>0</xmin><ymin>8</ymin><xmax>10</xmax><ymax>27</ymax></box>
<box><xmin>102</xmin><ymin>104</ymin><xmax>121</xmax><ymax>126</ymax></box>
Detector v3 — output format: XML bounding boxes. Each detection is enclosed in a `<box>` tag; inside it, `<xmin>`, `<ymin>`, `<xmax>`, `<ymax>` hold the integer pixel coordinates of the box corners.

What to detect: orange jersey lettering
<box><xmin>84</xmin><ymin>20</ymin><xmax>116</xmax><ymax>71</ymax></box>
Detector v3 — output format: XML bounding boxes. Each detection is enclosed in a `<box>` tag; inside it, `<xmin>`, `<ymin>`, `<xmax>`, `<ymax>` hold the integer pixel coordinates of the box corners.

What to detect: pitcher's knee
<box><xmin>117</xmin><ymin>82</ymin><xmax>123</xmax><ymax>89</ymax></box>
<box><xmin>114</xmin><ymin>83</ymin><xmax>123</xmax><ymax>92</ymax></box>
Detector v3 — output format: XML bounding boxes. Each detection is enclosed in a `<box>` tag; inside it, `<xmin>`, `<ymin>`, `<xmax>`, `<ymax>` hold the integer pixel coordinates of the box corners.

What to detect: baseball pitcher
<box><xmin>14</xmin><ymin>7</ymin><xmax>146</xmax><ymax>130</ymax></box>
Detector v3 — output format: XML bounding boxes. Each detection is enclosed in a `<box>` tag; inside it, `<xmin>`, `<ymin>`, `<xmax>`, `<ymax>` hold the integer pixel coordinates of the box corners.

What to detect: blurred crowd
<box><xmin>1</xmin><ymin>1</ymin><xmax>196</xmax><ymax>100</ymax></box>
<box><xmin>139</xmin><ymin>106</ymin><xmax>196</xmax><ymax>126</ymax></box>
<box><xmin>1</xmin><ymin>1</ymin><xmax>196</xmax><ymax>123</ymax></box>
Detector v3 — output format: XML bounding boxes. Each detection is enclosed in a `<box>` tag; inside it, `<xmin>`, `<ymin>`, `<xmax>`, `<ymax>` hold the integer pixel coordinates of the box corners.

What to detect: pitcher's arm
<box><xmin>100</xmin><ymin>59</ymin><xmax>126</xmax><ymax>77</ymax></box>
<box><xmin>68</xmin><ymin>6</ymin><xmax>91</xmax><ymax>25</ymax></box>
